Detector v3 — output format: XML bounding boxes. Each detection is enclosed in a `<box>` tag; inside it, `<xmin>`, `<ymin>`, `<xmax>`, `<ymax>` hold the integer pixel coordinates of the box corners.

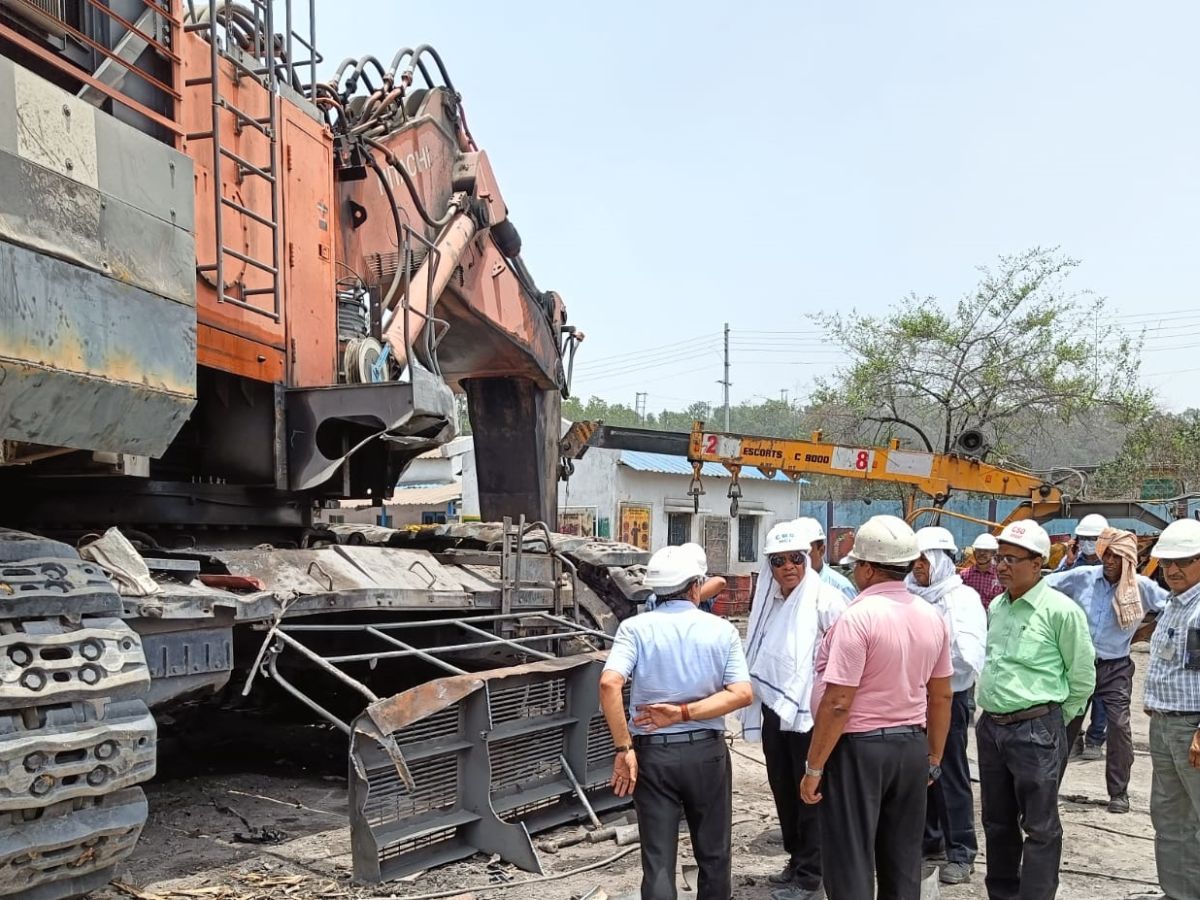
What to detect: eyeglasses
<box><xmin>996</xmin><ymin>553</ymin><xmax>1039</xmax><ymax>566</ymax></box>
<box><xmin>1160</xmin><ymin>555</ymin><xmax>1200</xmax><ymax>570</ymax></box>
<box><xmin>769</xmin><ymin>552</ymin><xmax>807</xmax><ymax>568</ymax></box>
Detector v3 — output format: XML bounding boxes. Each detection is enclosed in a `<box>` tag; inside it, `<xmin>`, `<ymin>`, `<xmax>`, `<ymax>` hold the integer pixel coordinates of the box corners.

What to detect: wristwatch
<box><xmin>614</xmin><ymin>744</ymin><xmax>633</xmax><ymax>753</ymax></box>
<box><xmin>928</xmin><ymin>763</ymin><xmax>943</xmax><ymax>782</ymax></box>
<box><xmin>804</xmin><ymin>764</ymin><xmax>823</xmax><ymax>778</ymax></box>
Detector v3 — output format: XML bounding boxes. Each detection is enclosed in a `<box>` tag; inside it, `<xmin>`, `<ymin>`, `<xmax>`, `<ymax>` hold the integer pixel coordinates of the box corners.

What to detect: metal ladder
<box><xmin>184</xmin><ymin>0</ymin><xmax>282</xmax><ymax>321</ymax></box>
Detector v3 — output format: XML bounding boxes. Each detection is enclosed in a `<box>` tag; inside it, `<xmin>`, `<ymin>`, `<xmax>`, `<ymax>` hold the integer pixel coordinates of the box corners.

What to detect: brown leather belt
<box><xmin>985</xmin><ymin>703</ymin><xmax>1057</xmax><ymax>726</ymax></box>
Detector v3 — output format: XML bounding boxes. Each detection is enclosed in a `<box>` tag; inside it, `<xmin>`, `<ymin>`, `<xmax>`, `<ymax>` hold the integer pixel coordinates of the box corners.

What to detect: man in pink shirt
<box><xmin>800</xmin><ymin>516</ymin><xmax>954</xmax><ymax>900</ymax></box>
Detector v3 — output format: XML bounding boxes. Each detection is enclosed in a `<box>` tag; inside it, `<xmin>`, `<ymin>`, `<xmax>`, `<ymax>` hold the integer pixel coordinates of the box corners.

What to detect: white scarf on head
<box><xmin>906</xmin><ymin>549</ymin><xmax>962</xmax><ymax>642</ymax></box>
<box><xmin>906</xmin><ymin>550</ymin><xmax>962</xmax><ymax>604</ymax></box>
<box><xmin>737</xmin><ymin>551</ymin><xmax>823</xmax><ymax>740</ymax></box>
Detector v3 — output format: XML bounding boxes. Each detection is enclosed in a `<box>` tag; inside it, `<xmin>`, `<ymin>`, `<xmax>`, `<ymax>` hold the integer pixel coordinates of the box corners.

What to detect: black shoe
<box><xmin>940</xmin><ymin>862</ymin><xmax>973</xmax><ymax>884</ymax></box>
<box><xmin>1108</xmin><ymin>793</ymin><xmax>1130</xmax><ymax>814</ymax></box>
<box><xmin>769</xmin><ymin>860</ymin><xmax>800</xmax><ymax>885</ymax></box>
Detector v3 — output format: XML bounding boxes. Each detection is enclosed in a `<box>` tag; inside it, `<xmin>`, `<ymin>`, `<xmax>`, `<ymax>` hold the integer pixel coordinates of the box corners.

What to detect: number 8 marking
<box><xmin>855</xmin><ymin>451</ymin><xmax>869</xmax><ymax>470</ymax></box>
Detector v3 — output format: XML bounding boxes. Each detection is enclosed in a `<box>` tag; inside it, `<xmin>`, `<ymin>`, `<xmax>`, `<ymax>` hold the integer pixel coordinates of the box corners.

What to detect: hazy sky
<box><xmin>319</xmin><ymin>1</ymin><xmax>1200</xmax><ymax>415</ymax></box>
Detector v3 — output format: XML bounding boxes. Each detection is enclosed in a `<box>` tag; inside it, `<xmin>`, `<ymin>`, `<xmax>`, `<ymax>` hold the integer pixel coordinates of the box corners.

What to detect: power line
<box><xmin>574</xmin><ymin>345</ymin><xmax>722</xmax><ymax>380</ymax></box>
<box><xmin>572</xmin><ymin>334</ymin><xmax>717</xmax><ymax>370</ymax></box>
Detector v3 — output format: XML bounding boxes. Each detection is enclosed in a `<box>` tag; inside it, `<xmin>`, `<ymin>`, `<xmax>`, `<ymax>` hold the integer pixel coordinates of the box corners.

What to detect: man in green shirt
<box><xmin>975</xmin><ymin>520</ymin><xmax>1095</xmax><ymax>900</ymax></box>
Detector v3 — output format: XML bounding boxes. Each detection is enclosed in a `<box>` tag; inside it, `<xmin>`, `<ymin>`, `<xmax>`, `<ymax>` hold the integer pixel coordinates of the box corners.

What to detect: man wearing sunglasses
<box><xmin>738</xmin><ymin>522</ymin><xmax>848</xmax><ymax>900</ymax></box>
<box><xmin>800</xmin><ymin>516</ymin><xmax>954</xmax><ymax>900</ymax></box>
<box><xmin>1145</xmin><ymin>518</ymin><xmax>1200</xmax><ymax>900</ymax></box>
<box><xmin>976</xmin><ymin>521</ymin><xmax>1095</xmax><ymax>900</ymax></box>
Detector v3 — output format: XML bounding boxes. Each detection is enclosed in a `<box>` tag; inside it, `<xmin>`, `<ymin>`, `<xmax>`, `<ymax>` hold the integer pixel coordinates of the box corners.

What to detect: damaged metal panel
<box><xmin>0</xmin><ymin>241</ymin><xmax>197</xmax><ymax>457</ymax></box>
<box><xmin>348</xmin><ymin>653</ymin><xmax>629</xmax><ymax>884</ymax></box>
<box><xmin>0</xmin><ymin>149</ymin><xmax>196</xmax><ymax>306</ymax></box>
<box><xmin>0</xmin><ymin>56</ymin><xmax>195</xmax><ymax>237</ymax></box>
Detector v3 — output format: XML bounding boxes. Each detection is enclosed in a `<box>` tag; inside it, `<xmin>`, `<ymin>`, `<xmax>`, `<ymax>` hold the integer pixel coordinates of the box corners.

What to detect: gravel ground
<box><xmin>95</xmin><ymin>646</ymin><xmax>1163</xmax><ymax>900</ymax></box>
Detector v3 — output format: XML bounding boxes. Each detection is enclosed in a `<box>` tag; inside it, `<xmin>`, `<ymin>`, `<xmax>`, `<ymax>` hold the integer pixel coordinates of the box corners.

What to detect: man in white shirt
<box><xmin>739</xmin><ymin>521</ymin><xmax>848</xmax><ymax>900</ymax></box>
<box><xmin>906</xmin><ymin>527</ymin><xmax>987</xmax><ymax>885</ymax></box>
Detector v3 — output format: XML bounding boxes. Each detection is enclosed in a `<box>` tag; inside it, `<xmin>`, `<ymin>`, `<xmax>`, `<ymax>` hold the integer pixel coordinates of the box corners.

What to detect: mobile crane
<box><xmin>0</xmin><ymin>2</ymin><xmax>641</xmax><ymax>894</ymax></box>
<box><xmin>562</xmin><ymin>420</ymin><xmax>1176</xmax><ymax>535</ymax></box>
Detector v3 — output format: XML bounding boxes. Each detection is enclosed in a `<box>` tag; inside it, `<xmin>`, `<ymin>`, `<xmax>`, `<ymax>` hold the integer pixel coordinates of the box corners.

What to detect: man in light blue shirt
<box><xmin>600</xmin><ymin>545</ymin><xmax>752</xmax><ymax>900</ymax></box>
<box><xmin>1048</xmin><ymin>528</ymin><xmax>1169</xmax><ymax>813</ymax></box>
<box><xmin>795</xmin><ymin>517</ymin><xmax>856</xmax><ymax>600</ymax></box>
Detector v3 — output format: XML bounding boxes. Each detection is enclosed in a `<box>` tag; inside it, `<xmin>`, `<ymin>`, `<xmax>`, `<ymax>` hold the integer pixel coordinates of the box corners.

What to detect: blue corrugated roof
<box><xmin>619</xmin><ymin>450</ymin><xmax>803</xmax><ymax>483</ymax></box>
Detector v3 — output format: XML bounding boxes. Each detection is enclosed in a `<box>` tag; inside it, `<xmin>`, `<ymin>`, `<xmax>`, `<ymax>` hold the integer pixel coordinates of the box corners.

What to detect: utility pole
<box><xmin>780</xmin><ymin>389</ymin><xmax>789</xmax><ymax>405</ymax></box>
<box><xmin>719</xmin><ymin>322</ymin><xmax>731</xmax><ymax>431</ymax></box>
<box><xmin>634</xmin><ymin>392</ymin><xmax>647</xmax><ymax>424</ymax></box>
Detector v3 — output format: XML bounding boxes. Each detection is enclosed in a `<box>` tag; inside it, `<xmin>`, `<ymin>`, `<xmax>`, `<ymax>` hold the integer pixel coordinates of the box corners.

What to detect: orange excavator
<box><xmin>0</xmin><ymin>2</ymin><xmax>628</xmax><ymax>894</ymax></box>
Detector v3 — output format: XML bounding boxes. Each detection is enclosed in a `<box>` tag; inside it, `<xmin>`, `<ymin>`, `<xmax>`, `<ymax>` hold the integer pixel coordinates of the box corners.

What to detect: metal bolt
<box><xmin>79</xmin><ymin>666</ymin><xmax>100</xmax><ymax>685</ymax></box>
<box><xmin>29</xmin><ymin>774</ymin><xmax>54</xmax><ymax>797</ymax></box>
<box><xmin>20</xmin><ymin>670</ymin><xmax>45</xmax><ymax>692</ymax></box>
<box><xmin>64</xmin><ymin>159</ymin><xmax>73</xmax><ymax>171</ymax></box>
<box><xmin>23</xmin><ymin>752</ymin><xmax>45</xmax><ymax>773</ymax></box>
<box><xmin>86</xmin><ymin>767</ymin><xmax>108</xmax><ymax>787</ymax></box>
<box><xmin>7</xmin><ymin>645</ymin><xmax>32</xmax><ymax>667</ymax></box>
<box><xmin>120</xmin><ymin>639</ymin><xmax>133</xmax><ymax>651</ymax></box>
<box><xmin>94</xmin><ymin>741</ymin><xmax>117</xmax><ymax>761</ymax></box>
<box><xmin>79</xmin><ymin>641</ymin><xmax>102</xmax><ymax>661</ymax></box>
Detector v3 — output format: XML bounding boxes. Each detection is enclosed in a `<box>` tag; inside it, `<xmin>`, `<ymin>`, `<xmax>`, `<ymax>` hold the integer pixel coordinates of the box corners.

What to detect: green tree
<box><xmin>1092</xmin><ymin>409</ymin><xmax>1200</xmax><ymax>498</ymax></box>
<box><xmin>812</xmin><ymin>248</ymin><xmax>1151</xmax><ymax>463</ymax></box>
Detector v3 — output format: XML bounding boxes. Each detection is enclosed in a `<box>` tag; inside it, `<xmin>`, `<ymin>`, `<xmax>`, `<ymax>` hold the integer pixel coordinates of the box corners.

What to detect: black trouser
<box><xmin>1062</xmin><ymin>656</ymin><xmax>1135</xmax><ymax>798</ymax></box>
<box><xmin>977</xmin><ymin>707</ymin><xmax>1067</xmax><ymax>900</ymax></box>
<box><xmin>762</xmin><ymin>707</ymin><xmax>822</xmax><ymax>890</ymax></box>
<box><xmin>633</xmin><ymin>732</ymin><xmax>732</xmax><ymax>900</ymax></box>
<box><xmin>924</xmin><ymin>689</ymin><xmax>978</xmax><ymax>865</ymax></box>
<box><xmin>819</xmin><ymin>728</ymin><xmax>927</xmax><ymax>900</ymax></box>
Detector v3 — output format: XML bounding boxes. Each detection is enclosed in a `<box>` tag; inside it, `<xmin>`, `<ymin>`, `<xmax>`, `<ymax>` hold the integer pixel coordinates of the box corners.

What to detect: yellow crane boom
<box><xmin>685</xmin><ymin>422</ymin><xmax>1062</xmax><ymax>516</ymax></box>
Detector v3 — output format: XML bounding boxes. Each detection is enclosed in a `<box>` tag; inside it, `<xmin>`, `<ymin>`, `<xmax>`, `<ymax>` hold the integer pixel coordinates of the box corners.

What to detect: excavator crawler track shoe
<box><xmin>0</xmin><ymin>700</ymin><xmax>155</xmax><ymax>810</ymax></box>
<box><xmin>0</xmin><ymin>787</ymin><xmax>148</xmax><ymax>900</ymax></box>
<box><xmin>0</xmin><ymin>620</ymin><xmax>149</xmax><ymax>708</ymax></box>
<box><xmin>0</xmin><ymin>559</ymin><xmax>123</xmax><ymax>619</ymax></box>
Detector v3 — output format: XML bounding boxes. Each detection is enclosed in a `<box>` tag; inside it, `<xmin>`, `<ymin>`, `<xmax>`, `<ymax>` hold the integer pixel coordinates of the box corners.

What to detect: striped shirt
<box><xmin>1144</xmin><ymin>582</ymin><xmax>1200</xmax><ymax>713</ymax></box>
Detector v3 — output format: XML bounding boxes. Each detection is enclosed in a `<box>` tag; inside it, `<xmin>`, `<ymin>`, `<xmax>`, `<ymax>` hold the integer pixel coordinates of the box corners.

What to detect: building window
<box><xmin>422</xmin><ymin>511</ymin><xmax>448</xmax><ymax>525</ymax></box>
<box><xmin>327</xmin><ymin>514</ymin><xmax>345</xmax><ymax>524</ymax></box>
<box><xmin>738</xmin><ymin>516</ymin><xmax>758</xmax><ymax>563</ymax></box>
<box><xmin>667</xmin><ymin>512</ymin><xmax>691</xmax><ymax>546</ymax></box>
<box><xmin>702</xmin><ymin>517</ymin><xmax>730</xmax><ymax>572</ymax></box>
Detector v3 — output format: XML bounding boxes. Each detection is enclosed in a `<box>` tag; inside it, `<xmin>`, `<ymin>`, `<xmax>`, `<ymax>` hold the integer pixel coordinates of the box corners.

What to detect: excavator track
<box><xmin>0</xmin><ymin>532</ymin><xmax>153</xmax><ymax>900</ymax></box>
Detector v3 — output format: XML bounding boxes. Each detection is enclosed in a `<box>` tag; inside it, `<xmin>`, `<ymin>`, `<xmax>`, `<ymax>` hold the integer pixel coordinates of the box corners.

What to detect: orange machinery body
<box><xmin>179</xmin><ymin>30</ymin><xmax>336</xmax><ymax>388</ymax></box>
<box><xmin>334</xmin><ymin>95</ymin><xmax>563</xmax><ymax>391</ymax></box>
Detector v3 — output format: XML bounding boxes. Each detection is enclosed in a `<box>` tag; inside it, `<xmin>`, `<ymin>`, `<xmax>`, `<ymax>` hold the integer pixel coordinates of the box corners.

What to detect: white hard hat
<box><xmin>679</xmin><ymin>542</ymin><xmax>709</xmax><ymax>572</ymax></box>
<box><xmin>916</xmin><ymin>526</ymin><xmax>957</xmax><ymax>554</ymax></box>
<box><xmin>847</xmin><ymin>515</ymin><xmax>920</xmax><ymax>565</ymax></box>
<box><xmin>1074</xmin><ymin>513</ymin><xmax>1109</xmax><ymax>538</ymax></box>
<box><xmin>763</xmin><ymin>522</ymin><xmax>812</xmax><ymax>556</ymax></box>
<box><xmin>972</xmin><ymin>533</ymin><xmax>1000</xmax><ymax>551</ymax></box>
<box><xmin>643</xmin><ymin>545</ymin><xmax>707</xmax><ymax>593</ymax></box>
<box><xmin>997</xmin><ymin>521</ymin><xmax>1051</xmax><ymax>560</ymax></box>
<box><xmin>793</xmin><ymin>517</ymin><xmax>826</xmax><ymax>542</ymax></box>
<box><xmin>1151</xmin><ymin>519</ymin><xmax>1200</xmax><ymax>560</ymax></box>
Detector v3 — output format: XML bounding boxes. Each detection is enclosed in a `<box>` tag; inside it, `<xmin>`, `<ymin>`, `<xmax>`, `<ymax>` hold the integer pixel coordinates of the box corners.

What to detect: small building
<box><xmin>557</xmin><ymin>446</ymin><xmax>805</xmax><ymax>576</ymax></box>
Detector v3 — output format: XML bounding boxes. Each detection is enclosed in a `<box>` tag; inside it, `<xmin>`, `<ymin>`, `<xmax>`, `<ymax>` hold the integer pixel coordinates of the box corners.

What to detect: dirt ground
<box><xmin>97</xmin><ymin>646</ymin><xmax>1164</xmax><ymax>900</ymax></box>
